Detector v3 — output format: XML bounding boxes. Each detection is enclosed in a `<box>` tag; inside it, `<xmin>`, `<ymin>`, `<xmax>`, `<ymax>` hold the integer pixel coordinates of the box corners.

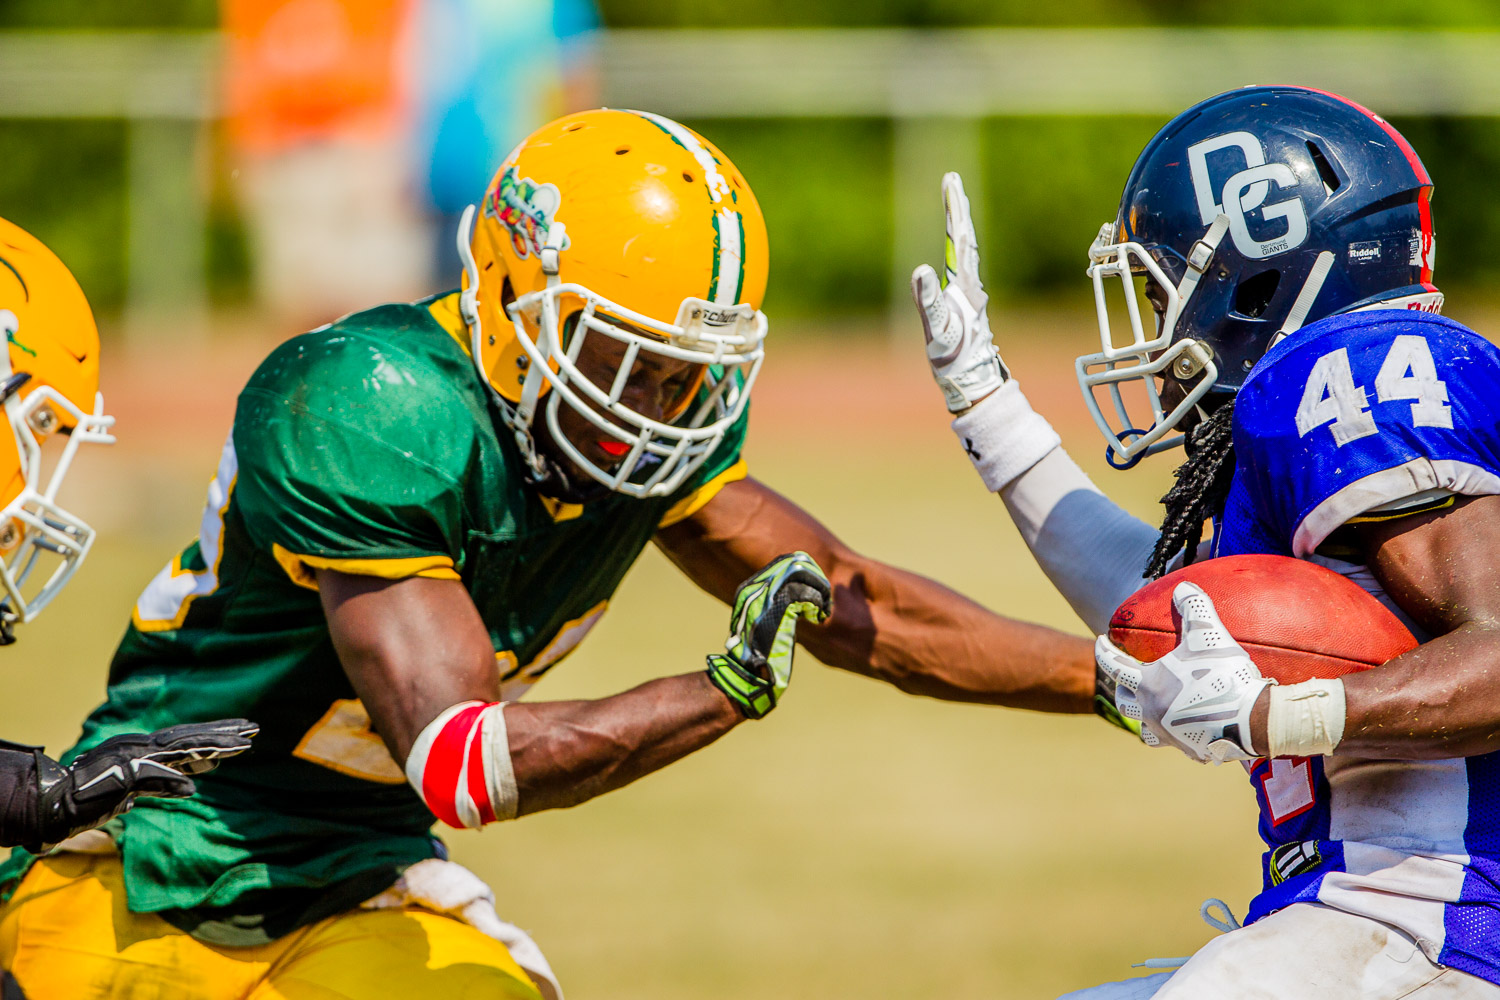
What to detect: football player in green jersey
<box><xmin>0</xmin><ymin>111</ymin><xmax>1096</xmax><ymax>999</ymax></box>
<box><xmin>0</xmin><ymin>219</ymin><xmax>255</xmax><ymax>861</ymax></box>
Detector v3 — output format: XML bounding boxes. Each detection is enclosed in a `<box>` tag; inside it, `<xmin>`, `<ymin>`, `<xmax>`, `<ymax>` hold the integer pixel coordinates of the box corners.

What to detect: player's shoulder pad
<box><xmin>1248</xmin><ymin>308</ymin><xmax>1497</xmax><ymax>383</ymax></box>
<box><xmin>248</xmin><ymin>302</ymin><xmax>464</xmax><ymax>391</ymax></box>
<box><xmin>1226</xmin><ymin>308</ymin><xmax>1500</xmax><ymax>556</ymax></box>
<box><xmin>1237</xmin><ymin>308</ymin><xmax>1500</xmax><ymax>440</ymax></box>
<box><xmin>238</xmin><ymin>302</ymin><xmax>486</xmax><ymax>474</ymax></box>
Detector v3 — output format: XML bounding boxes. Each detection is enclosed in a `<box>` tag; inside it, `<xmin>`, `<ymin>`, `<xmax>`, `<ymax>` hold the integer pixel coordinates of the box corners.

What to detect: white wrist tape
<box><xmin>950</xmin><ymin>379</ymin><xmax>1062</xmax><ymax>492</ymax></box>
<box><xmin>1266</xmin><ymin>678</ymin><xmax>1347</xmax><ymax>759</ymax></box>
<box><xmin>405</xmin><ymin>701</ymin><xmax>519</xmax><ymax>829</ymax></box>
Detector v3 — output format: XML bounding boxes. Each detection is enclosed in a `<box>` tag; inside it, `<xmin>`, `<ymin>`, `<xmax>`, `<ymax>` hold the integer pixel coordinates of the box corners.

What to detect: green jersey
<box><xmin>0</xmin><ymin>293</ymin><xmax>747</xmax><ymax>943</ymax></box>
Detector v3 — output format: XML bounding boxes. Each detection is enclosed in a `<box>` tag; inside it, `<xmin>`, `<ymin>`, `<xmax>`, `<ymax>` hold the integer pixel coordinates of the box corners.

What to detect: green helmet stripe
<box><xmin>731</xmin><ymin>210</ymin><xmax>746</xmax><ymax>305</ymax></box>
<box><xmin>711</xmin><ymin>209</ymin><xmax>745</xmax><ymax>306</ymax></box>
<box><xmin>624</xmin><ymin>110</ymin><xmax>745</xmax><ymax>305</ymax></box>
<box><xmin>0</xmin><ymin>255</ymin><xmax>29</xmax><ymax>302</ymax></box>
<box><xmin>625</xmin><ymin>111</ymin><xmax>734</xmax><ymax>206</ymax></box>
<box><xmin>710</xmin><ymin>212</ymin><xmax>723</xmax><ymax>302</ymax></box>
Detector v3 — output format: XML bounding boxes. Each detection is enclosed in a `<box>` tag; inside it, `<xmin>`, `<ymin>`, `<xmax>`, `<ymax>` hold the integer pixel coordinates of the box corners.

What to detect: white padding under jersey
<box><xmin>1057</xmin><ymin>902</ymin><xmax>1500</xmax><ymax>999</ymax></box>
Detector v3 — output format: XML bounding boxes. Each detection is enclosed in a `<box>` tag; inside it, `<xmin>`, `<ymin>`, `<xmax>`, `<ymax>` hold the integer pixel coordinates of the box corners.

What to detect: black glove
<box><xmin>0</xmin><ymin>718</ymin><xmax>258</xmax><ymax>853</ymax></box>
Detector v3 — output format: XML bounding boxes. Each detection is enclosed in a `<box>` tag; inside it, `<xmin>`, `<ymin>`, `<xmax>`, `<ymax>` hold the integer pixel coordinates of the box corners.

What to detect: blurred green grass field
<box><xmin>3</xmin><ymin>310</ymin><xmax>1269</xmax><ymax>999</ymax></box>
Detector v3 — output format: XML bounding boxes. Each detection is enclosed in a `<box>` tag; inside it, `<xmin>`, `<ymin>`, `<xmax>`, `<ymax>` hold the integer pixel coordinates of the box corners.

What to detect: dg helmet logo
<box><xmin>1187</xmin><ymin>131</ymin><xmax>1310</xmax><ymax>260</ymax></box>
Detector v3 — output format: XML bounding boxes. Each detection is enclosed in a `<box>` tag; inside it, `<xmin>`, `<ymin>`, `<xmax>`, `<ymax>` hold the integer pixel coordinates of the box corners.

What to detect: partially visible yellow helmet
<box><xmin>0</xmin><ymin>217</ymin><xmax>115</xmax><ymax>638</ymax></box>
<box><xmin>457</xmin><ymin>109</ymin><xmax>769</xmax><ymax>498</ymax></box>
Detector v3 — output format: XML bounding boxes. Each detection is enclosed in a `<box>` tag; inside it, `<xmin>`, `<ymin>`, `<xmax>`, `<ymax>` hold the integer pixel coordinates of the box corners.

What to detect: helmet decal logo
<box><xmin>485</xmin><ymin>165</ymin><xmax>571</xmax><ymax>259</ymax></box>
<box><xmin>1408</xmin><ymin>227</ymin><xmax>1436</xmax><ymax>273</ymax></box>
<box><xmin>1187</xmin><ymin>131</ymin><xmax>1309</xmax><ymax>260</ymax></box>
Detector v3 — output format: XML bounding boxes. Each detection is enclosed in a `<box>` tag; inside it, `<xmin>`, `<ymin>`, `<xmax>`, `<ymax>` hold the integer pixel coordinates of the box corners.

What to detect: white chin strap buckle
<box><xmin>1185</xmin><ymin>235</ymin><xmax>1218</xmax><ymax>274</ymax></box>
<box><xmin>539</xmin><ymin>223</ymin><xmax>567</xmax><ymax>277</ymax></box>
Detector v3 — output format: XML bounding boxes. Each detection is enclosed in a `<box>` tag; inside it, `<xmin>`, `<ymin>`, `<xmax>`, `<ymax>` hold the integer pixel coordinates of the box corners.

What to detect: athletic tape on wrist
<box><xmin>950</xmin><ymin>379</ymin><xmax>1062</xmax><ymax>492</ymax></box>
<box><xmin>1267</xmin><ymin>679</ymin><xmax>1347</xmax><ymax>759</ymax></box>
<box><xmin>405</xmin><ymin>701</ymin><xmax>519</xmax><ymax>829</ymax></box>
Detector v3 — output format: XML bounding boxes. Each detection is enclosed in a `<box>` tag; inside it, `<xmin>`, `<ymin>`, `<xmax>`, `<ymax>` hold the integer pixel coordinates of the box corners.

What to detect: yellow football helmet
<box><xmin>0</xmin><ymin>218</ymin><xmax>114</xmax><ymax>638</ymax></box>
<box><xmin>457</xmin><ymin>109</ymin><xmax>769</xmax><ymax>498</ymax></box>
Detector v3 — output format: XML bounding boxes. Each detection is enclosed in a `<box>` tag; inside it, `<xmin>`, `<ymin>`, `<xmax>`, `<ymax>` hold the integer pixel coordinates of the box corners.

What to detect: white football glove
<box><xmin>1094</xmin><ymin>582</ymin><xmax>1274</xmax><ymax>764</ymax></box>
<box><xmin>911</xmin><ymin>172</ymin><xmax>1009</xmax><ymax>413</ymax></box>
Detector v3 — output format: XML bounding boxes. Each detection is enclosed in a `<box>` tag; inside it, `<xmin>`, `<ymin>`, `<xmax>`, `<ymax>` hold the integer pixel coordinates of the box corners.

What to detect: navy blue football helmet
<box><xmin>1078</xmin><ymin>85</ymin><xmax>1440</xmax><ymax>469</ymax></box>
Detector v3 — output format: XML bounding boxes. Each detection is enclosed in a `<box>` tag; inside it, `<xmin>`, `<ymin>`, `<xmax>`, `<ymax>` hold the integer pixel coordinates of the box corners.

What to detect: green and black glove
<box><xmin>706</xmin><ymin>551</ymin><xmax>833</xmax><ymax>719</ymax></box>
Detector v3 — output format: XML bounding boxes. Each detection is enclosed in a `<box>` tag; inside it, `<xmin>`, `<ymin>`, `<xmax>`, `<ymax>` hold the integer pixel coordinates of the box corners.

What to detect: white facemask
<box><xmin>457</xmin><ymin>205</ymin><xmax>766</xmax><ymax>499</ymax></box>
<box><xmin>0</xmin><ymin>364</ymin><xmax>114</xmax><ymax>632</ymax></box>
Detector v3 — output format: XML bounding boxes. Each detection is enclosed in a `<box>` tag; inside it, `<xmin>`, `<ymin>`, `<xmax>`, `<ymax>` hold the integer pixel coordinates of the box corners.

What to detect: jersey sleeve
<box><xmin>231</xmin><ymin>330</ymin><xmax>476</xmax><ymax>588</ymax></box>
<box><xmin>657</xmin><ymin>379</ymin><xmax>751</xmax><ymax>530</ymax></box>
<box><xmin>1223</xmin><ymin>311</ymin><xmax>1500</xmax><ymax>557</ymax></box>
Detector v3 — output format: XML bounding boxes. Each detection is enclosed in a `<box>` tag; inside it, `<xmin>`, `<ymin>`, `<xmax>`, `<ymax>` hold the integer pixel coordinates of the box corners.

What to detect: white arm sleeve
<box><xmin>951</xmin><ymin>383</ymin><xmax>1161</xmax><ymax>634</ymax></box>
<box><xmin>999</xmin><ymin>448</ymin><xmax>1160</xmax><ymax>634</ymax></box>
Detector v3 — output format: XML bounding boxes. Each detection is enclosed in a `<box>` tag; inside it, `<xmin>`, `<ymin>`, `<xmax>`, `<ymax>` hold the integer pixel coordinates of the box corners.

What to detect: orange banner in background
<box><xmin>223</xmin><ymin>0</ymin><xmax>416</xmax><ymax>154</ymax></box>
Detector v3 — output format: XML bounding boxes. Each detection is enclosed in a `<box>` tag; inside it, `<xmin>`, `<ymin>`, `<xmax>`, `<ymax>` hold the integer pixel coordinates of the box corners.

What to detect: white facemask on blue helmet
<box><xmin>1080</xmin><ymin>85</ymin><xmax>1442</xmax><ymax>470</ymax></box>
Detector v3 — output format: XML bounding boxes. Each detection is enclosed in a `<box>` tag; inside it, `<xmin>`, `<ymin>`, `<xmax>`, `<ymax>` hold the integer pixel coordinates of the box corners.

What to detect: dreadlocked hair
<box><xmin>1143</xmin><ymin>399</ymin><xmax>1237</xmax><ymax>580</ymax></box>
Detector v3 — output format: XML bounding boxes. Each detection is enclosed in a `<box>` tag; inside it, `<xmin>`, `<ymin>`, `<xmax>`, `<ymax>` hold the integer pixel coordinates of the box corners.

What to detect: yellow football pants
<box><xmin>0</xmin><ymin>853</ymin><xmax>543</xmax><ymax>1000</ymax></box>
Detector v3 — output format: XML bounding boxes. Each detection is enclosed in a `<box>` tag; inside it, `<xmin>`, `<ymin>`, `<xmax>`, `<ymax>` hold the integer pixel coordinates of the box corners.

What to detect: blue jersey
<box><xmin>1218</xmin><ymin>309</ymin><xmax>1500</xmax><ymax>559</ymax></box>
<box><xmin>1216</xmin><ymin>309</ymin><xmax>1500</xmax><ymax>984</ymax></box>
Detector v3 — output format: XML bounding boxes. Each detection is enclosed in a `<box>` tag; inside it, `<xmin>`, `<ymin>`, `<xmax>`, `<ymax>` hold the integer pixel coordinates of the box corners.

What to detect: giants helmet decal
<box><xmin>1078</xmin><ymin>86</ymin><xmax>1440</xmax><ymax>468</ymax></box>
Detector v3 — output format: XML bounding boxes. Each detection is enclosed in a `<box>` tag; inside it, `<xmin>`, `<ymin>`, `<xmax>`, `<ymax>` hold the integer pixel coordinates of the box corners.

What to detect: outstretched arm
<box><xmin>0</xmin><ymin>720</ymin><xmax>256</xmax><ymax>854</ymax></box>
<box><xmin>656</xmin><ymin>477</ymin><xmax>1094</xmax><ymax>712</ymax></box>
<box><xmin>319</xmin><ymin>570</ymin><xmax>742</xmax><ymax>820</ymax></box>
<box><xmin>319</xmin><ymin>556</ymin><xmax>826</xmax><ymax>823</ymax></box>
<box><xmin>911</xmin><ymin>172</ymin><xmax>1160</xmax><ymax>632</ymax></box>
<box><xmin>996</xmin><ymin>444</ymin><xmax>1161</xmax><ymax>634</ymax></box>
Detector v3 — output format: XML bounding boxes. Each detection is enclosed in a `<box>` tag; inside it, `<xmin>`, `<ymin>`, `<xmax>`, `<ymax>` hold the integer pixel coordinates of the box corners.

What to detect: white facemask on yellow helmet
<box><xmin>0</xmin><ymin>217</ymin><xmax>114</xmax><ymax>639</ymax></box>
<box><xmin>457</xmin><ymin>109</ymin><xmax>768</xmax><ymax>500</ymax></box>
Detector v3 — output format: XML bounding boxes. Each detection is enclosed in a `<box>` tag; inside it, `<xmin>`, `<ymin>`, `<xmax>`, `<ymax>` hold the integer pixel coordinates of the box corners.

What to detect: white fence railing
<box><xmin>599</xmin><ymin>28</ymin><xmax>1500</xmax><ymax>118</ymax></box>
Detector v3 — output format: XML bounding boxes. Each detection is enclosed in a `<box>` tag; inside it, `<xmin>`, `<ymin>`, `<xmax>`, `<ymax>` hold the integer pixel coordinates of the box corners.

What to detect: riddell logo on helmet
<box><xmin>1186</xmin><ymin>131</ymin><xmax>1310</xmax><ymax>261</ymax></box>
<box><xmin>486</xmin><ymin>166</ymin><xmax>571</xmax><ymax>259</ymax></box>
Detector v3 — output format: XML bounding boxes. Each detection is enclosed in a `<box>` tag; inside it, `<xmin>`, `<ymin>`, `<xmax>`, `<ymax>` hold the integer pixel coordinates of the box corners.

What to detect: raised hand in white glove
<box><xmin>1094</xmin><ymin>582</ymin><xmax>1273</xmax><ymax>763</ymax></box>
<box><xmin>911</xmin><ymin>172</ymin><xmax>1009</xmax><ymax>413</ymax></box>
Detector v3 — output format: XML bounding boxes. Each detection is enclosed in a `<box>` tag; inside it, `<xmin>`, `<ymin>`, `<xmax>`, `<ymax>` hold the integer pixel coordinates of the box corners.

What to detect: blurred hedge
<box><xmin>700</xmin><ymin>113</ymin><xmax>1500</xmax><ymax>317</ymax></box>
<box><xmin>4</xmin><ymin>0</ymin><xmax>1499</xmax><ymax>318</ymax></box>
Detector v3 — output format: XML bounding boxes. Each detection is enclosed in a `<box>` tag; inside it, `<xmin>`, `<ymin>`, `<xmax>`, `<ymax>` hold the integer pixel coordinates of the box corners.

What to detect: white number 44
<box><xmin>1296</xmin><ymin>335</ymin><xmax>1452</xmax><ymax>445</ymax></box>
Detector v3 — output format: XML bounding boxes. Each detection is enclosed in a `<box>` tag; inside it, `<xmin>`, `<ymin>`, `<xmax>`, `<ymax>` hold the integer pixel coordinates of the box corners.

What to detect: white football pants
<box><xmin>1058</xmin><ymin>903</ymin><xmax>1500</xmax><ymax>999</ymax></box>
